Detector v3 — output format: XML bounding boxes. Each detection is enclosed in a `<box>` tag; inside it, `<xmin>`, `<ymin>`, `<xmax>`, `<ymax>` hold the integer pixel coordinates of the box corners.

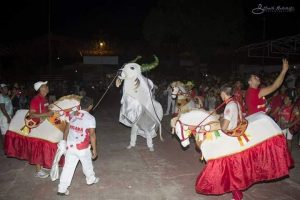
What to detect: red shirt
<box><xmin>278</xmin><ymin>105</ymin><xmax>296</xmax><ymax>122</ymax></box>
<box><xmin>245</xmin><ymin>88</ymin><xmax>266</xmax><ymax>116</ymax></box>
<box><xmin>269</xmin><ymin>93</ymin><xmax>285</xmax><ymax>121</ymax></box>
<box><xmin>190</xmin><ymin>89</ymin><xmax>196</xmax><ymax>98</ymax></box>
<box><xmin>233</xmin><ymin>89</ymin><xmax>245</xmax><ymax>113</ymax></box>
<box><xmin>30</xmin><ymin>94</ymin><xmax>49</xmax><ymax>123</ymax></box>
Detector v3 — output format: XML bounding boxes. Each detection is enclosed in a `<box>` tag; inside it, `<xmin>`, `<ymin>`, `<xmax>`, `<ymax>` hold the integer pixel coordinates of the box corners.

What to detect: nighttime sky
<box><xmin>0</xmin><ymin>0</ymin><xmax>299</xmax><ymax>44</ymax></box>
<box><xmin>0</xmin><ymin>0</ymin><xmax>156</xmax><ymax>42</ymax></box>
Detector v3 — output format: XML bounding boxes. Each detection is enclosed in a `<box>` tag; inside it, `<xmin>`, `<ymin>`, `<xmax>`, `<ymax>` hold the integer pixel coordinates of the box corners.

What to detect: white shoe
<box><xmin>87</xmin><ymin>177</ymin><xmax>99</xmax><ymax>185</ymax></box>
<box><xmin>57</xmin><ymin>189</ymin><xmax>70</xmax><ymax>196</ymax></box>
<box><xmin>164</xmin><ymin>113</ymin><xmax>169</xmax><ymax>116</ymax></box>
<box><xmin>127</xmin><ymin>145</ymin><xmax>134</xmax><ymax>149</ymax></box>
<box><xmin>41</xmin><ymin>167</ymin><xmax>50</xmax><ymax>171</ymax></box>
<box><xmin>149</xmin><ymin>147</ymin><xmax>154</xmax><ymax>152</ymax></box>
<box><xmin>35</xmin><ymin>170</ymin><xmax>49</xmax><ymax>178</ymax></box>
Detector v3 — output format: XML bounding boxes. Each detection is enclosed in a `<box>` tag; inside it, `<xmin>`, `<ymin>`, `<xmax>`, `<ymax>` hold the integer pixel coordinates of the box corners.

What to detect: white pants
<box><xmin>283</xmin><ymin>128</ymin><xmax>293</xmax><ymax>140</ymax></box>
<box><xmin>58</xmin><ymin>147</ymin><xmax>97</xmax><ymax>193</ymax></box>
<box><xmin>0</xmin><ymin>116</ymin><xmax>9</xmax><ymax>135</ymax></box>
<box><xmin>165</xmin><ymin>97</ymin><xmax>175</xmax><ymax>115</ymax></box>
<box><xmin>130</xmin><ymin>125</ymin><xmax>153</xmax><ymax>148</ymax></box>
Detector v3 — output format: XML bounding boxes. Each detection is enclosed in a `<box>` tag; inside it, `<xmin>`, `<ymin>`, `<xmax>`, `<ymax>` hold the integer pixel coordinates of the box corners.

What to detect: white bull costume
<box><xmin>116</xmin><ymin>55</ymin><xmax>163</xmax><ymax>151</ymax></box>
<box><xmin>4</xmin><ymin>95</ymin><xmax>81</xmax><ymax>169</ymax></box>
<box><xmin>173</xmin><ymin>110</ymin><xmax>293</xmax><ymax>196</ymax></box>
<box><xmin>169</xmin><ymin>81</ymin><xmax>202</xmax><ymax>132</ymax></box>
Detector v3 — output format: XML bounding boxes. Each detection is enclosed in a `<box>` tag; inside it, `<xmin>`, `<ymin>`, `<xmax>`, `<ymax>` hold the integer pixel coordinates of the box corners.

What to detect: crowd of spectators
<box><xmin>1</xmin><ymin>69</ymin><xmax>299</xmax><ymax>146</ymax></box>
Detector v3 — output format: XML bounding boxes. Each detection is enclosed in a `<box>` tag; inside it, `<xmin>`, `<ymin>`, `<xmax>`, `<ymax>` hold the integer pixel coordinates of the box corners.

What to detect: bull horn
<box><xmin>129</xmin><ymin>55</ymin><xmax>142</xmax><ymax>63</ymax></box>
<box><xmin>141</xmin><ymin>55</ymin><xmax>159</xmax><ymax>72</ymax></box>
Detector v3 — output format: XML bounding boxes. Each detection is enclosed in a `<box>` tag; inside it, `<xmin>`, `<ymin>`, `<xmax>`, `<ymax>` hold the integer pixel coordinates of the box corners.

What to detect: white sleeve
<box><xmin>88</xmin><ymin>116</ymin><xmax>96</xmax><ymax>129</ymax></box>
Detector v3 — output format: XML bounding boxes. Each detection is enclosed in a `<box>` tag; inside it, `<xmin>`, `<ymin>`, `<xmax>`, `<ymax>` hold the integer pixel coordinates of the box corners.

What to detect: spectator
<box><xmin>278</xmin><ymin>89</ymin><xmax>300</xmax><ymax>151</ymax></box>
<box><xmin>0</xmin><ymin>84</ymin><xmax>13</xmax><ymax>136</ymax></box>
<box><xmin>245</xmin><ymin>59</ymin><xmax>289</xmax><ymax>116</ymax></box>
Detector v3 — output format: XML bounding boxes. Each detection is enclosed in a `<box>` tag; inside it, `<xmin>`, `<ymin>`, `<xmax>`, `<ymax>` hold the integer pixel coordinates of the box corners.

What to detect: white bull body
<box><xmin>4</xmin><ymin>95</ymin><xmax>81</xmax><ymax>169</ymax></box>
<box><xmin>175</xmin><ymin>110</ymin><xmax>282</xmax><ymax>160</ymax></box>
<box><xmin>117</xmin><ymin>60</ymin><xmax>163</xmax><ymax>151</ymax></box>
<box><xmin>9</xmin><ymin>109</ymin><xmax>64</xmax><ymax>142</ymax></box>
<box><xmin>174</xmin><ymin>109</ymin><xmax>293</xmax><ymax>195</ymax></box>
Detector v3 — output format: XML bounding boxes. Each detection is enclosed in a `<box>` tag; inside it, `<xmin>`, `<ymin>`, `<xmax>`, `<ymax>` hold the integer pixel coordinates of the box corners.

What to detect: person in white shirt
<box><xmin>164</xmin><ymin>84</ymin><xmax>175</xmax><ymax>115</ymax></box>
<box><xmin>0</xmin><ymin>84</ymin><xmax>13</xmax><ymax>136</ymax></box>
<box><xmin>57</xmin><ymin>96</ymin><xmax>99</xmax><ymax>196</ymax></box>
<box><xmin>220</xmin><ymin>85</ymin><xmax>241</xmax><ymax>131</ymax></box>
<box><xmin>219</xmin><ymin>84</ymin><xmax>243</xmax><ymax>200</ymax></box>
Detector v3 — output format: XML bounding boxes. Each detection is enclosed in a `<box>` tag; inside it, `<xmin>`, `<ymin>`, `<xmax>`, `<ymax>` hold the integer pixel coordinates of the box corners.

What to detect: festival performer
<box><xmin>278</xmin><ymin>89</ymin><xmax>300</xmax><ymax>151</ymax></box>
<box><xmin>219</xmin><ymin>84</ymin><xmax>244</xmax><ymax>200</ymax></box>
<box><xmin>245</xmin><ymin>59</ymin><xmax>289</xmax><ymax>116</ymax></box>
<box><xmin>0</xmin><ymin>83</ymin><xmax>13</xmax><ymax>136</ymax></box>
<box><xmin>268</xmin><ymin>85</ymin><xmax>286</xmax><ymax>122</ymax></box>
<box><xmin>186</xmin><ymin>81</ymin><xmax>196</xmax><ymax>98</ymax></box>
<box><xmin>192</xmin><ymin>84</ymin><xmax>293</xmax><ymax>200</ymax></box>
<box><xmin>116</xmin><ymin>55</ymin><xmax>163</xmax><ymax>151</ymax></box>
<box><xmin>57</xmin><ymin>96</ymin><xmax>99</xmax><ymax>196</ymax></box>
<box><xmin>29</xmin><ymin>81</ymin><xmax>55</xmax><ymax>178</ymax></box>
<box><xmin>233</xmin><ymin>80</ymin><xmax>246</xmax><ymax>115</ymax></box>
<box><xmin>164</xmin><ymin>83</ymin><xmax>176</xmax><ymax>116</ymax></box>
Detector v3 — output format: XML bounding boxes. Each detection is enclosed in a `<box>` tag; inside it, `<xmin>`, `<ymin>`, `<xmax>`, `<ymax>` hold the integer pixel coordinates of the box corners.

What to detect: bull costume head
<box><xmin>116</xmin><ymin>55</ymin><xmax>159</xmax><ymax>87</ymax></box>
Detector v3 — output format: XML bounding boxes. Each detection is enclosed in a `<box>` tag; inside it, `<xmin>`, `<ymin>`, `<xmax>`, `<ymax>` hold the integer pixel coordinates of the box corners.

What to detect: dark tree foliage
<box><xmin>143</xmin><ymin>0</ymin><xmax>245</xmax><ymax>61</ymax></box>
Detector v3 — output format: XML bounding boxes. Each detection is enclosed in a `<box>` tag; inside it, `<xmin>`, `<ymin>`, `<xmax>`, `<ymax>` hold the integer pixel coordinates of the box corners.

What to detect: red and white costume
<box><xmin>233</xmin><ymin>89</ymin><xmax>246</xmax><ymax>115</ymax></box>
<box><xmin>4</xmin><ymin>95</ymin><xmax>81</xmax><ymax>169</ymax></box>
<box><xmin>245</xmin><ymin>87</ymin><xmax>266</xmax><ymax>116</ymax></box>
<box><xmin>195</xmin><ymin>99</ymin><xmax>293</xmax><ymax>199</ymax></box>
<box><xmin>4</xmin><ymin>94</ymin><xmax>60</xmax><ymax>169</ymax></box>
<box><xmin>30</xmin><ymin>94</ymin><xmax>49</xmax><ymax>123</ymax></box>
<box><xmin>58</xmin><ymin>110</ymin><xmax>97</xmax><ymax>193</ymax></box>
<box><xmin>269</xmin><ymin>93</ymin><xmax>286</xmax><ymax>122</ymax></box>
<box><xmin>278</xmin><ymin>104</ymin><xmax>299</xmax><ymax>140</ymax></box>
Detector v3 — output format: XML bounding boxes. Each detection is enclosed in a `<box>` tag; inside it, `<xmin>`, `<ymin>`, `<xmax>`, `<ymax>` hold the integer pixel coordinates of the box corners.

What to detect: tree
<box><xmin>143</xmin><ymin>0</ymin><xmax>244</xmax><ymax>63</ymax></box>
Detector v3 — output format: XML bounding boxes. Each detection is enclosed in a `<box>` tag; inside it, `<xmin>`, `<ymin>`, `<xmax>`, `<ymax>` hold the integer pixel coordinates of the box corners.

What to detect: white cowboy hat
<box><xmin>34</xmin><ymin>81</ymin><xmax>48</xmax><ymax>91</ymax></box>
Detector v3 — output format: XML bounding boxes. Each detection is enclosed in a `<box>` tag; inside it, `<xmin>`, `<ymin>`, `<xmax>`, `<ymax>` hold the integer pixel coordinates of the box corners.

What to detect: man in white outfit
<box><xmin>219</xmin><ymin>84</ymin><xmax>243</xmax><ymax>200</ymax></box>
<box><xmin>0</xmin><ymin>84</ymin><xmax>13</xmax><ymax>136</ymax></box>
<box><xmin>57</xmin><ymin>96</ymin><xmax>99</xmax><ymax>196</ymax></box>
<box><xmin>164</xmin><ymin>84</ymin><xmax>175</xmax><ymax>115</ymax></box>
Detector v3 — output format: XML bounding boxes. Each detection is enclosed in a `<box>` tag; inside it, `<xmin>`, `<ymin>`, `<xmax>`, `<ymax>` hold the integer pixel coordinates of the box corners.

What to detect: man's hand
<box><xmin>92</xmin><ymin>149</ymin><xmax>98</xmax><ymax>160</ymax></box>
<box><xmin>116</xmin><ymin>78</ymin><xmax>122</xmax><ymax>88</ymax></box>
<box><xmin>58</xmin><ymin>140</ymin><xmax>67</xmax><ymax>154</ymax></box>
<box><xmin>46</xmin><ymin>111</ymin><xmax>54</xmax><ymax>117</ymax></box>
<box><xmin>282</xmin><ymin>58</ymin><xmax>289</xmax><ymax>72</ymax></box>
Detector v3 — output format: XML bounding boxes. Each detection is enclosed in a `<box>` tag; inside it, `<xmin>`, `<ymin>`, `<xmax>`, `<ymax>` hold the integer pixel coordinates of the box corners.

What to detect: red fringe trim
<box><xmin>195</xmin><ymin>135</ymin><xmax>294</xmax><ymax>195</ymax></box>
<box><xmin>4</xmin><ymin>130</ymin><xmax>64</xmax><ymax>169</ymax></box>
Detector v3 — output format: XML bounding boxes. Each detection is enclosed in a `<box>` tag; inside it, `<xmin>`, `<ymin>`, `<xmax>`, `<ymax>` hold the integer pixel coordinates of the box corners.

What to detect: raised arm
<box><xmin>259</xmin><ymin>59</ymin><xmax>289</xmax><ymax>98</ymax></box>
